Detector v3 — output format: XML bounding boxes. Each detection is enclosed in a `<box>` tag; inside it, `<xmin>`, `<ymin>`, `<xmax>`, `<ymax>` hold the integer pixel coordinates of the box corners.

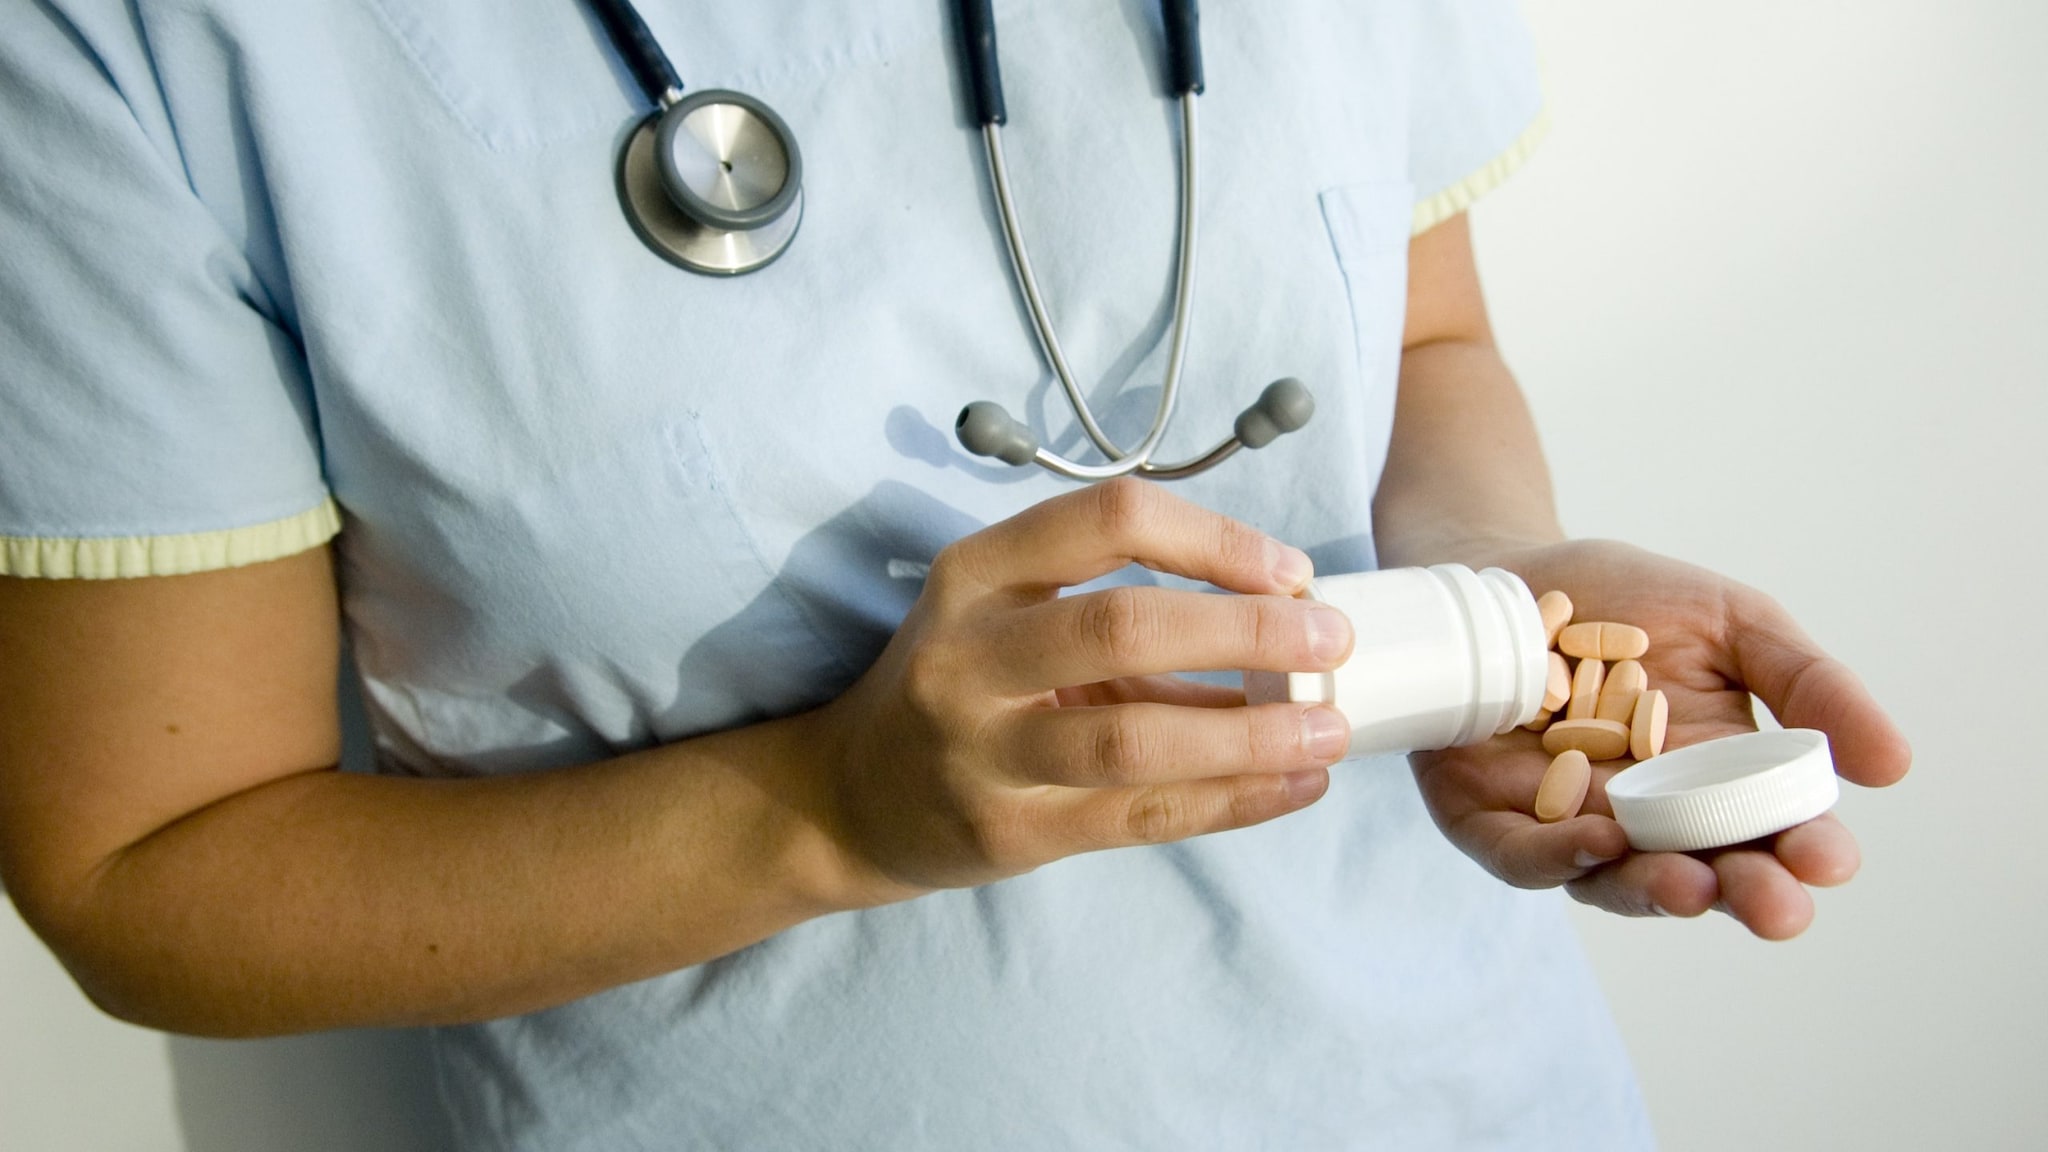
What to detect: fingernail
<box><xmin>1573</xmin><ymin>850</ymin><xmax>1620</xmax><ymax>869</ymax></box>
<box><xmin>1266</xmin><ymin>539</ymin><xmax>1313</xmax><ymax>590</ymax></box>
<box><xmin>1284</xmin><ymin>768</ymin><xmax>1329</xmax><ymax>805</ymax></box>
<box><xmin>1305</xmin><ymin>604</ymin><xmax>1353</xmax><ymax>663</ymax></box>
<box><xmin>1301</xmin><ymin>707</ymin><xmax>1351</xmax><ymax>760</ymax></box>
<box><xmin>1651</xmin><ymin>903</ymin><xmax>1677</xmax><ymax>917</ymax></box>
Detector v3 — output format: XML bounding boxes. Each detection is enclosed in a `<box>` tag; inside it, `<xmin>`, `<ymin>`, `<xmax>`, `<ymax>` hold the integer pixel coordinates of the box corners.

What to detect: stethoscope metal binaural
<box><xmin>587</xmin><ymin>0</ymin><xmax>1315</xmax><ymax>481</ymax></box>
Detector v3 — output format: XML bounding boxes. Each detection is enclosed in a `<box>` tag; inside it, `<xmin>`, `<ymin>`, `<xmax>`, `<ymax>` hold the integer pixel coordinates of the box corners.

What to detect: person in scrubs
<box><xmin>0</xmin><ymin>1</ymin><xmax>1909</xmax><ymax>1146</ymax></box>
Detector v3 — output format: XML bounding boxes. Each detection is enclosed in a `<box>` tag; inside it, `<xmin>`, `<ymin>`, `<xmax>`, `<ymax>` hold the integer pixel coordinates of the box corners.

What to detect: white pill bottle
<box><xmin>1244</xmin><ymin>565</ymin><xmax>1550</xmax><ymax>758</ymax></box>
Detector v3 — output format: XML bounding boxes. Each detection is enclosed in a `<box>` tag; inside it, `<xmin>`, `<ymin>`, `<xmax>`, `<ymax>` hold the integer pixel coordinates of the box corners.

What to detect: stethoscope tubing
<box><xmin>584</xmin><ymin>0</ymin><xmax>682</xmax><ymax>107</ymax></box>
<box><xmin>981</xmin><ymin>95</ymin><xmax>1210</xmax><ymax>480</ymax></box>
<box><xmin>961</xmin><ymin>0</ymin><xmax>1277</xmax><ymax>481</ymax></box>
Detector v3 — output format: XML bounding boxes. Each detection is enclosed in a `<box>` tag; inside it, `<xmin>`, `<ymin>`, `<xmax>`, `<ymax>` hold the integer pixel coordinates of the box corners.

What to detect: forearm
<box><xmin>47</xmin><ymin>709</ymin><xmax>868</xmax><ymax>1037</ymax></box>
<box><xmin>1372</xmin><ymin>336</ymin><xmax>1564</xmax><ymax>569</ymax></box>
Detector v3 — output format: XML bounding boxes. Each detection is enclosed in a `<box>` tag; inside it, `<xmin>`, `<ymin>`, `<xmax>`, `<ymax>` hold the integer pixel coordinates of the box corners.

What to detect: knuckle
<box><xmin>1244</xmin><ymin>595</ymin><xmax>1294</xmax><ymax>659</ymax></box>
<box><xmin>964</xmin><ymin>800</ymin><xmax>1038</xmax><ymax>874</ymax></box>
<box><xmin>1081</xmin><ymin>585</ymin><xmax>1152</xmax><ymax>666</ymax></box>
<box><xmin>1090</xmin><ymin>710</ymin><xmax>1154</xmax><ymax>784</ymax></box>
<box><xmin>1090</xmin><ymin>476</ymin><xmax>1158</xmax><ymax>541</ymax></box>
<box><xmin>1215</xmin><ymin>518</ymin><xmax>1269</xmax><ymax>578</ymax></box>
<box><xmin>1224</xmin><ymin>775</ymin><xmax>1279</xmax><ymax>831</ymax></box>
<box><xmin>1124</xmin><ymin>786</ymin><xmax>1193</xmax><ymax>845</ymax></box>
<box><xmin>924</xmin><ymin>542</ymin><xmax>974</xmax><ymax>597</ymax></box>
<box><xmin>897</xmin><ymin>639</ymin><xmax>961</xmax><ymax>718</ymax></box>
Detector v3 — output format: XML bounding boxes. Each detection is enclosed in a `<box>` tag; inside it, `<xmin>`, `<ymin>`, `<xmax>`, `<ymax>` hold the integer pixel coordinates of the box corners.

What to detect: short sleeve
<box><xmin>0</xmin><ymin>2</ymin><xmax>337</xmax><ymax>579</ymax></box>
<box><xmin>1404</xmin><ymin>0</ymin><xmax>1548</xmax><ymax>234</ymax></box>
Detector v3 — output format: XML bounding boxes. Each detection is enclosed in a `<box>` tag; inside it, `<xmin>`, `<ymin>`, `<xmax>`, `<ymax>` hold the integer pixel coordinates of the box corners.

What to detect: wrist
<box><xmin>1373</xmin><ymin>526</ymin><xmax>1563</xmax><ymax>573</ymax></box>
<box><xmin>743</xmin><ymin>704</ymin><xmax>926</xmax><ymax>918</ymax></box>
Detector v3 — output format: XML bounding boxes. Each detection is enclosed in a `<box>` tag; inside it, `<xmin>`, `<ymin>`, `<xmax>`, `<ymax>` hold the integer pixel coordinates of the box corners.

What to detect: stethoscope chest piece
<box><xmin>616</xmin><ymin>88</ymin><xmax>804</xmax><ymax>276</ymax></box>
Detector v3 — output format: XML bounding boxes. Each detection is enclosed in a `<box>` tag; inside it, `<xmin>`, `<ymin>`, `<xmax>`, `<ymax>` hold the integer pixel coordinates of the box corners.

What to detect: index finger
<box><xmin>939</xmin><ymin>478</ymin><xmax>1311</xmax><ymax>597</ymax></box>
<box><xmin>1722</xmin><ymin>588</ymin><xmax>1912</xmax><ymax>789</ymax></box>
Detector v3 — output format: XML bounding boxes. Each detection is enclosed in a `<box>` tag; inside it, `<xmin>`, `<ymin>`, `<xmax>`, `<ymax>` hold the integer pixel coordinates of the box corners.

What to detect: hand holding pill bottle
<box><xmin>1254</xmin><ymin>539</ymin><xmax>1912</xmax><ymax>940</ymax></box>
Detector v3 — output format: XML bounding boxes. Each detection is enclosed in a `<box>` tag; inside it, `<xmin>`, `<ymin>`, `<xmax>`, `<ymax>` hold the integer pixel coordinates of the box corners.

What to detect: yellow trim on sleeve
<box><xmin>1411</xmin><ymin>109</ymin><xmax>1551</xmax><ymax>236</ymax></box>
<box><xmin>0</xmin><ymin>498</ymin><xmax>343</xmax><ymax>579</ymax></box>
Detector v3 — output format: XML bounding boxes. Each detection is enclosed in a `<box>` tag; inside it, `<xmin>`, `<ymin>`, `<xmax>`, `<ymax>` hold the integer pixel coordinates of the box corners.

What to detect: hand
<box><xmin>1409</xmin><ymin>538</ymin><xmax>1912</xmax><ymax>939</ymax></box>
<box><xmin>800</xmin><ymin>479</ymin><xmax>1355</xmax><ymax>900</ymax></box>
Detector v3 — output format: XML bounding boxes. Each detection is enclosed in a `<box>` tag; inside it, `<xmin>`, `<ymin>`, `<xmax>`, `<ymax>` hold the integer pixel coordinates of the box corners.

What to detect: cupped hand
<box><xmin>804</xmin><ymin>479</ymin><xmax>1355</xmax><ymax>901</ymax></box>
<box><xmin>1410</xmin><ymin>539</ymin><xmax>1911</xmax><ymax>939</ymax></box>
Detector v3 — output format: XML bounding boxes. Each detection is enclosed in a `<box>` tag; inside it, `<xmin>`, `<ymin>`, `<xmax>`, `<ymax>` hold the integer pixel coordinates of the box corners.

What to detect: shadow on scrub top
<box><xmin>481</xmin><ymin>479</ymin><xmax>1003</xmax><ymax>771</ymax></box>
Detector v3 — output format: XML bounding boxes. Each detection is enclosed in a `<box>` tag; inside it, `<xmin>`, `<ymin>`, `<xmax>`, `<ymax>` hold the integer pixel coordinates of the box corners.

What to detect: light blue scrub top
<box><xmin>0</xmin><ymin>1</ymin><xmax>1652</xmax><ymax>1146</ymax></box>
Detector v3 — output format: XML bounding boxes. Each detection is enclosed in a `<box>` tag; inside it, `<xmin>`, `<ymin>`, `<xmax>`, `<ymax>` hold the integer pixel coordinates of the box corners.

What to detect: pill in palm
<box><xmin>1566</xmin><ymin>657</ymin><xmax>1605</xmax><ymax>720</ymax></box>
<box><xmin>1524</xmin><ymin>709</ymin><xmax>1554</xmax><ymax>733</ymax></box>
<box><xmin>1630</xmin><ymin>688</ymin><xmax>1669</xmax><ymax>760</ymax></box>
<box><xmin>1537</xmin><ymin>590</ymin><xmax>1574</xmax><ymax>648</ymax></box>
<box><xmin>1595</xmin><ymin>659</ymin><xmax>1646</xmax><ymax>724</ymax></box>
<box><xmin>1557</xmin><ymin>622</ymin><xmax>1651</xmax><ymax>662</ymax></box>
<box><xmin>1542</xmin><ymin>718</ymin><xmax>1632</xmax><ymax>761</ymax></box>
<box><xmin>1543</xmin><ymin>651</ymin><xmax>1571</xmax><ymax>713</ymax></box>
<box><xmin>1535</xmin><ymin>749</ymin><xmax>1593</xmax><ymax>822</ymax></box>
<box><xmin>1606</xmin><ymin>624</ymin><xmax>1651</xmax><ymax>661</ymax></box>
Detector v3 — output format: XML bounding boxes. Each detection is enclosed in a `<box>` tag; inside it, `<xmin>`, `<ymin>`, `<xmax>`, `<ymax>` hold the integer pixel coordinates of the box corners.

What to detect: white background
<box><xmin>5</xmin><ymin>3</ymin><xmax>2045</xmax><ymax>1148</ymax></box>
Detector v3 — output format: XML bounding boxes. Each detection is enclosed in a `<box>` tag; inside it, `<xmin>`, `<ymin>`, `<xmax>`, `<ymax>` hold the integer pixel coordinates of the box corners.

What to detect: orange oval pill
<box><xmin>1537</xmin><ymin>590</ymin><xmax>1574</xmax><ymax>648</ymax></box>
<box><xmin>1543</xmin><ymin>651</ymin><xmax>1571</xmax><ymax>713</ymax></box>
<box><xmin>1596</xmin><ymin>659</ymin><xmax>1646</xmax><ymax>723</ymax></box>
<box><xmin>1557</xmin><ymin>623</ymin><xmax>1603</xmax><ymax>660</ymax></box>
<box><xmin>1559</xmin><ymin>622</ymin><xmax>1652</xmax><ymax>662</ymax></box>
<box><xmin>1566</xmin><ymin>657</ymin><xmax>1605</xmax><ymax>720</ymax></box>
<box><xmin>1535</xmin><ymin>749</ymin><xmax>1593</xmax><ymax>822</ymax></box>
<box><xmin>1542</xmin><ymin>718</ymin><xmax>1632</xmax><ymax>761</ymax></box>
<box><xmin>1600</xmin><ymin>623</ymin><xmax>1650</xmax><ymax>661</ymax></box>
<box><xmin>1523</xmin><ymin>709</ymin><xmax>1554</xmax><ymax>733</ymax></box>
<box><xmin>1630</xmin><ymin>688</ymin><xmax>1668</xmax><ymax>760</ymax></box>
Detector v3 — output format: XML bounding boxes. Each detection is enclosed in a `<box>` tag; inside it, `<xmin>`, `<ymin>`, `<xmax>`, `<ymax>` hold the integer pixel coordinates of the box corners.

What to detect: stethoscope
<box><xmin>587</xmin><ymin>0</ymin><xmax>1315</xmax><ymax>481</ymax></box>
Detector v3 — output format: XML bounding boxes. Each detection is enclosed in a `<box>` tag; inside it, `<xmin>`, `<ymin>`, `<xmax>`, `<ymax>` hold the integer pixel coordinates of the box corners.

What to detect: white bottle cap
<box><xmin>1605</xmin><ymin>729</ymin><xmax>1839</xmax><ymax>853</ymax></box>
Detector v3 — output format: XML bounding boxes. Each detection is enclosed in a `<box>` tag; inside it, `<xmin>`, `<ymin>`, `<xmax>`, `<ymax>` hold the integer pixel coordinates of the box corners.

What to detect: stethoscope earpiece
<box><xmin>955</xmin><ymin>401</ymin><xmax>1042</xmax><ymax>467</ymax></box>
<box><xmin>1232</xmin><ymin>378</ymin><xmax>1315</xmax><ymax>449</ymax></box>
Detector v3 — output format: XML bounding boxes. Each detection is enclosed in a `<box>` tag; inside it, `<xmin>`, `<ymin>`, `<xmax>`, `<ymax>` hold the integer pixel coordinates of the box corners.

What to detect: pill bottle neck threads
<box><xmin>1446</xmin><ymin>564</ymin><xmax>1552</xmax><ymax>744</ymax></box>
<box><xmin>1473</xmin><ymin>565</ymin><xmax>1553</xmax><ymax>739</ymax></box>
<box><xmin>1244</xmin><ymin>564</ymin><xmax>1549</xmax><ymax>759</ymax></box>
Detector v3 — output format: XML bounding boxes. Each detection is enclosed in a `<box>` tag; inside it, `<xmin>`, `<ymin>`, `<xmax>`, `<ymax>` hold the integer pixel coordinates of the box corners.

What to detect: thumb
<box><xmin>1723</xmin><ymin>587</ymin><xmax>1911</xmax><ymax>789</ymax></box>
